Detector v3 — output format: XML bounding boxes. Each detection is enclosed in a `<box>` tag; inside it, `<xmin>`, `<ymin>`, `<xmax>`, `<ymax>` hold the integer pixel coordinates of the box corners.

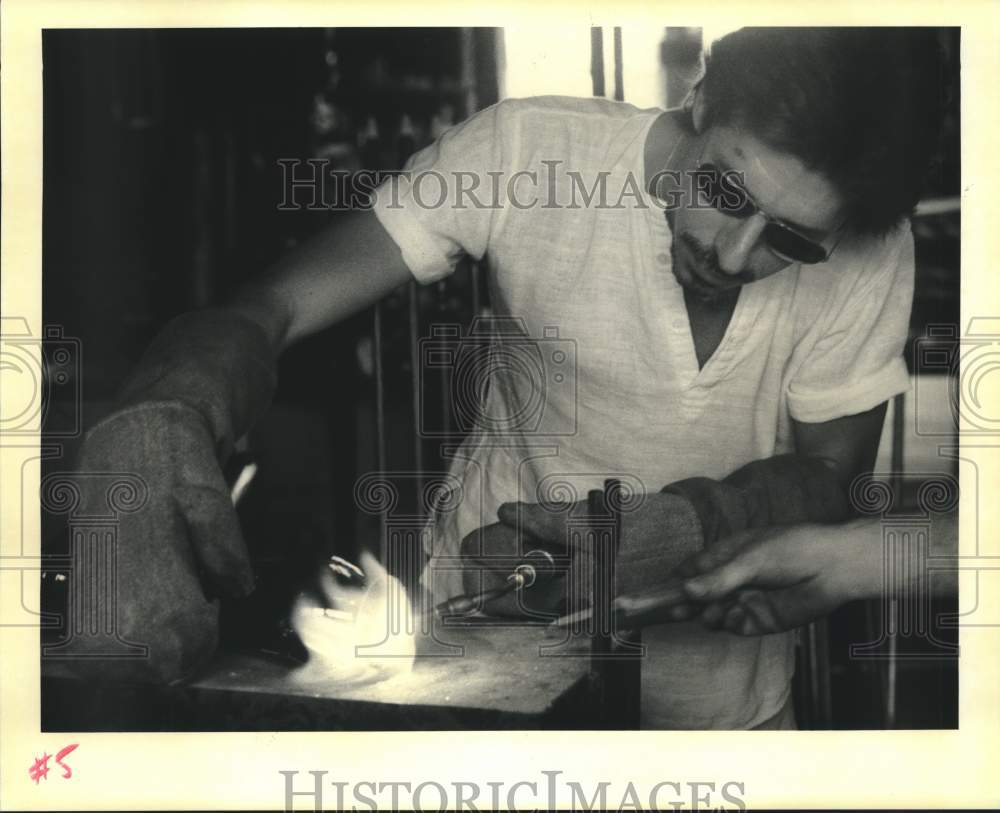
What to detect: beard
<box><xmin>671</xmin><ymin>232</ymin><xmax>755</xmax><ymax>302</ymax></box>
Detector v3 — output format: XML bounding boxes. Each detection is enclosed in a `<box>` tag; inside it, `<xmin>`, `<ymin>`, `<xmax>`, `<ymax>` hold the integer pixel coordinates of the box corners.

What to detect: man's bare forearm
<box><xmin>226</xmin><ymin>283</ymin><xmax>295</xmax><ymax>355</ymax></box>
<box><xmin>841</xmin><ymin>511</ymin><xmax>959</xmax><ymax>601</ymax></box>
<box><xmin>227</xmin><ymin>209</ymin><xmax>413</xmax><ymax>353</ymax></box>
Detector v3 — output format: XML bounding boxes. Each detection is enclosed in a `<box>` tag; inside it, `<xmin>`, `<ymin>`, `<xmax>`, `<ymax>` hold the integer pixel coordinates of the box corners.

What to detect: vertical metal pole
<box><xmin>373</xmin><ymin>302</ymin><xmax>388</xmax><ymax>564</ymax></box>
<box><xmin>408</xmin><ymin>281</ymin><xmax>424</xmax><ymax>500</ymax></box>
<box><xmin>886</xmin><ymin>391</ymin><xmax>906</xmax><ymax>727</ymax></box>
<box><xmin>586</xmin><ymin>486</ymin><xmax>610</xmax><ymax>727</ymax></box>
<box><xmin>459</xmin><ymin>27</ymin><xmax>477</xmax><ymax>118</ymax></box>
<box><xmin>589</xmin><ymin>486</ymin><xmax>613</xmax><ymax>658</ymax></box>
<box><xmin>612</xmin><ymin>27</ymin><xmax>624</xmax><ymax>102</ymax></box>
<box><xmin>590</xmin><ymin>28</ymin><xmax>605</xmax><ymax>98</ymax></box>
<box><xmin>435</xmin><ymin>282</ymin><xmax>453</xmax><ymax>438</ymax></box>
<box><xmin>588</xmin><ymin>478</ymin><xmax>636</xmax><ymax>727</ymax></box>
<box><xmin>808</xmin><ymin>619</ymin><xmax>833</xmax><ymax>727</ymax></box>
<box><xmin>891</xmin><ymin>392</ymin><xmax>905</xmax><ymax>498</ymax></box>
<box><xmin>471</xmin><ymin>262</ymin><xmax>482</xmax><ymax>319</ymax></box>
<box><xmin>886</xmin><ymin>605</ymin><xmax>898</xmax><ymax>728</ymax></box>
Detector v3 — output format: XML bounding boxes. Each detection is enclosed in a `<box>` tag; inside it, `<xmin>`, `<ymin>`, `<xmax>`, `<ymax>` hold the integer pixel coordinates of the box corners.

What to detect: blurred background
<box><xmin>40</xmin><ymin>27</ymin><xmax>960</xmax><ymax>729</ymax></box>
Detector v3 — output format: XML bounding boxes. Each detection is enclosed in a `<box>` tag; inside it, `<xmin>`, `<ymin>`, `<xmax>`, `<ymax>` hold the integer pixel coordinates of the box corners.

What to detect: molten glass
<box><xmin>289</xmin><ymin>551</ymin><xmax>416</xmax><ymax>685</ymax></box>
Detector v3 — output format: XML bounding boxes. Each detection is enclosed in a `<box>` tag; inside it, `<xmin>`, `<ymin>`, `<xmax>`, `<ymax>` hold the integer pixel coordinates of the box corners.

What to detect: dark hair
<box><xmin>698</xmin><ymin>27</ymin><xmax>948</xmax><ymax>237</ymax></box>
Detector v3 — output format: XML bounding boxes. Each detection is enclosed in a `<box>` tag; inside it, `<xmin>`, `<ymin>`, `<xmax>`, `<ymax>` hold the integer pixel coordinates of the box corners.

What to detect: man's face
<box><xmin>669</xmin><ymin>125</ymin><xmax>846</xmax><ymax>301</ymax></box>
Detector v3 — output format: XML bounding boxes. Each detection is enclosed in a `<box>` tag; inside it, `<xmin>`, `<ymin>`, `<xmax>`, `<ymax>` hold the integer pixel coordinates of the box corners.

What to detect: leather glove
<box><xmin>458</xmin><ymin>521</ymin><xmax>567</xmax><ymax>619</ymax></box>
<box><xmin>495</xmin><ymin>492</ymin><xmax>704</xmax><ymax>601</ymax></box>
<box><xmin>495</xmin><ymin>456</ymin><xmax>849</xmax><ymax>614</ymax></box>
<box><xmin>65</xmin><ymin>308</ymin><xmax>276</xmax><ymax>684</ymax></box>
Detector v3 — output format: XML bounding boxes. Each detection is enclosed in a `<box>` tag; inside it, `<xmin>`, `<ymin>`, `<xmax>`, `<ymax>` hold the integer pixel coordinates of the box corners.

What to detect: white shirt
<box><xmin>371</xmin><ymin>95</ymin><xmax>914</xmax><ymax>728</ymax></box>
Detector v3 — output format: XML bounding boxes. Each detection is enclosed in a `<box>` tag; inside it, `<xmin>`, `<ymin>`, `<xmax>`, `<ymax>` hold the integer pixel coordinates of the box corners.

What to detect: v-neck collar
<box><xmin>671</xmin><ymin>271</ymin><xmax>764</xmax><ymax>392</ymax></box>
<box><xmin>632</xmin><ymin>109</ymin><xmax>783</xmax><ymax>396</ymax></box>
<box><xmin>684</xmin><ymin>286</ymin><xmax>742</xmax><ymax>371</ymax></box>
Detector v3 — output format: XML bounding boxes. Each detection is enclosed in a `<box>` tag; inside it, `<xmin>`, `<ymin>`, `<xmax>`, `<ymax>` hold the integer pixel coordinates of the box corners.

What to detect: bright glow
<box><xmin>290</xmin><ymin>551</ymin><xmax>415</xmax><ymax>684</ymax></box>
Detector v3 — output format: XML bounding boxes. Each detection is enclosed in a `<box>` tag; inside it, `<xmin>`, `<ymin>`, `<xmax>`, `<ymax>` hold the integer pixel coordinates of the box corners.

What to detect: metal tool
<box><xmin>549</xmin><ymin>581</ymin><xmax>689</xmax><ymax>629</ymax></box>
<box><xmin>425</xmin><ymin>549</ymin><xmax>557</xmax><ymax>619</ymax></box>
<box><xmin>326</xmin><ymin>555</ymin><xmax>366</xmax><ymax>586</ymax></box>
<box><xmin>226</xmin><ymin>454</ymin><xmax>258</xmax><ymax>506</ymax></box>
<box><xmin>587</xmin><ymin>478</ymin><xmax>643</xmax><ymax>728</ymax></box>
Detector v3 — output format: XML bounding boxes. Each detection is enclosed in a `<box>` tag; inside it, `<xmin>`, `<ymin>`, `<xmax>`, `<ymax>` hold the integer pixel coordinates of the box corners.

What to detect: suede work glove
<box><xmin>66</xmin><ymin>309</ymin><xmax>276</xmax><ymax>684</ymax></box>
<box><xmin>478</xmin><ymin>456</ymin><xmax>849</xmax><ymax>619</ymax></box>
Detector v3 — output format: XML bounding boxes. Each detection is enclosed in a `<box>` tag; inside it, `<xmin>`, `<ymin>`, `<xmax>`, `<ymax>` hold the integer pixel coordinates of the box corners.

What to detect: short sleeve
<box><xmin>786</xmin><ymin>225</ymin><xmax>915</xmax><ymax>423</ymax></box>
<box><xmin>370</xmin><ymin>101</ymin><xmax>509</xmax><ymax>285</ymax></box>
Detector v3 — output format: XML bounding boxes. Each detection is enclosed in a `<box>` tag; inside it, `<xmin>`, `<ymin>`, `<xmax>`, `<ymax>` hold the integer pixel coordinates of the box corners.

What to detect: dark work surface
<box><xmin>41</xmin><ymin>674</ymin><xmax>595</xmax><ymax>732</ymax></box>
<box><xmin>42</xmin><ymin>625</ymin><xmax>603</xmax><ymax>731</ymax></box>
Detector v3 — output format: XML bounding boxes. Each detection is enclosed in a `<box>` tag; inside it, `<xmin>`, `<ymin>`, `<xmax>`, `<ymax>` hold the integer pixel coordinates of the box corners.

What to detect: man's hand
<box><xmin>458</xmin><ymin>521</ymin><xmax>566</xmax><ymax>617</ymax></box>
<box><xmin>496</xmin><ymin>493</ymin><xmax>704</xmax><ymax>596</ymax></box>
<box><xmin>62</xmin><ymin>309</ymin><xmax>278</xmax><ymax>685</ymax></box>
<box><xmin>72</xmin><ymin>401</ymin><xmax>255</xmax><ymax>684</ymax></box>
<box><xmin>60</xmin><ymin>210</ymin><xmax>413</xmax><ymax>684</ymax></box>
<box><xmin>675</xmin><ymin>522</ymin><xmax>882</xmax><ymax>635</ymax></box>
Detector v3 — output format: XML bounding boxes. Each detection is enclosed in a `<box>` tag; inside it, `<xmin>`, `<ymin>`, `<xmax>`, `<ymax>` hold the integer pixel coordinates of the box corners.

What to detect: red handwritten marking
<box><xmin>28</xmin><ymin>753</ymin><xmax>50</xmax><ymax>784</ymax></box>
<box><xmin>55</xmin><ymin>743</ymin><xmax>78</xmax><ymax>779</ymax></box>
<box><xmin>28</xmin><ymin>743</ymin><xmax>78</xmax><ymax>783</ymax></box>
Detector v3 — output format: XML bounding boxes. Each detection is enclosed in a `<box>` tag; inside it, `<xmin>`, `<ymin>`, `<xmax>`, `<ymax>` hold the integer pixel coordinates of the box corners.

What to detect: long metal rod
<box><xmin>408</xmin><ymin>281</ymin><xmax>424</xmax><ymax>498</ymax></box>
<box><xmin>612</xmin><ymin>27</ymin><xmax>624</xmax><ymax>101</ymax></box>
<box><xmin>590</xmin><ymin>27</ymin><xmax>605</xmax><ymax>98</ymax></box>
<box><xmin>373</xmin><ymin>302</ymin><xmax>387</xmax><ymax>563</ymax></box>
<box><xmin>891</xmin><ymin>392</ymin><xmax>905</xmax><ymax>500</ymax></box>
<box><xmin>436</xmin><ymin>283</ymin><xmax>453</xmax><ymax>437</ymax></box>
<box><xmin>886</xmin><ymin>391</ymin><xmax>905</xmax><ymax>727</ymax></box>
<box><xmin>471</xmin><ymin>262</ymin><xmax>481</xmax><ymax>318</ymax></box>
<box><xmin>587</xmin><ymin>478</ymin><xmax>636</xmax><ymax>727</ymax></box>
<box><xmin>589</xmin><ymin>486</ymin><xmax>613</xmax><ymax>658</ymax></box>
<box><xmin>459</xmin><ymin>27</ymin><xmax>477</xmax><ymax>116</ymax></box>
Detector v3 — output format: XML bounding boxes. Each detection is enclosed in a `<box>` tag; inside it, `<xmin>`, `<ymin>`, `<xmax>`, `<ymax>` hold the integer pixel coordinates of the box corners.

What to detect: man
<box><xmin>74</xmin><ymin>28</ymin><xmax>944</xmax><ymax>729</ymax></box>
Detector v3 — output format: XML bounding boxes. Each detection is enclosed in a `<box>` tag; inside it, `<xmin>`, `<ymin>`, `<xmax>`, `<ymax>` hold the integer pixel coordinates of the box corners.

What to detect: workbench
<box><xmin>41</xmin><ymin>623</ymin><xmax>625</xmax><ymax>731</ymax></box>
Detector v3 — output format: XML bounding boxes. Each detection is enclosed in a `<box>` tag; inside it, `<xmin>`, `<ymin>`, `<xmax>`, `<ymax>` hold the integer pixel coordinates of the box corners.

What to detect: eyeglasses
<box><xmin>692</xmin><ymin>161</ymin><xmax>842</xmax><ymax>265</ymax></box>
